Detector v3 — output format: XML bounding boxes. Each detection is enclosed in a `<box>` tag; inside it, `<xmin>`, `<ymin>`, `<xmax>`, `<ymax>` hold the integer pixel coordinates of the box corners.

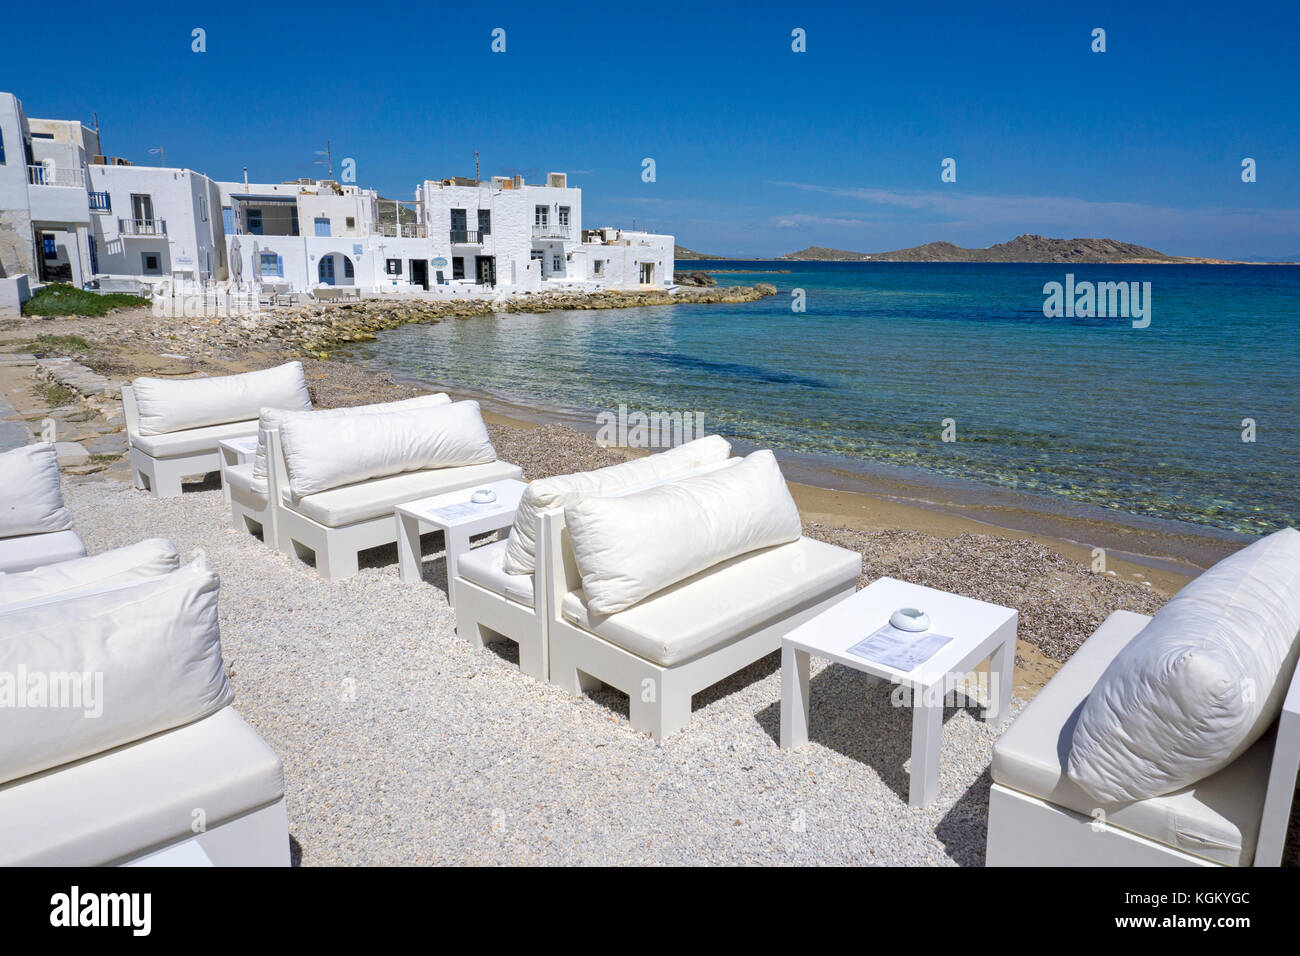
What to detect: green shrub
<box><xmin>22</xmin><ymin>283</ymin><xmax>149</xmax><ymax>317</ymax></box>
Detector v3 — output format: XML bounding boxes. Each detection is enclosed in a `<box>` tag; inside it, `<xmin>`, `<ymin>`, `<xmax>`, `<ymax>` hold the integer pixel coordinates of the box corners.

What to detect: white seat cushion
<box><xmin>564</xmin><ymin>450</ymin><xmax>803</xmax><ymax>615</ymax></box>
<box><xmin>502</xmin><ymin>435</ymin><xmax>733</xmax><ymax>575</ymax></box>
<box><xmin>0</xmin><ymin>530</ymin><xmax>85</xmax><ymax>574</ymax></box>
<box><xmin>224</xmin><ymin>462</ymin><xmax>268</xmax><ymax>500</ymax></box>
<box><xmin>562</xmin><ymin>537</ymin><xmax>860</xmax><ymax>666</ymax></box>
<box><xmin>132</xmin><ymin>419</ymin><xmax>259</xmax><ymax>458</ymax></box>
<box><xmin>131</xmin><ymin>361</ymin><xmax>310</xmax><ymax>435</ymax></box>
<box><xmin>457</xmin><ymin>539</ymin><xmax>534</xmax><ymax>605</ymax></box>
<box><xmin>1068</xmin><ymin>528</ymin><xmax>1300</xmax><ymax>803</ymax></box>
<box><xmin>0</xmin><ymin>707</ymin><xmax>283</xmax><ymax>866</ymax></box>
<box><xmin>0</xmin><ymin>443</ymin><xmax>75</xmax><ymax>537</ymax></box>
<box><xmin>0</xmin><ymin>538</ymin><xmax>178</xmax><ymax>609</ymax></box>
<box><xmin>291</xmin><ymin>460</ymin><xmax>523</xmax><ymax>527</ymax></box>
<box><xmin>993</xmin><ymin>610</ymin><xmax>1272</xmax><ymax>866</ymax></box>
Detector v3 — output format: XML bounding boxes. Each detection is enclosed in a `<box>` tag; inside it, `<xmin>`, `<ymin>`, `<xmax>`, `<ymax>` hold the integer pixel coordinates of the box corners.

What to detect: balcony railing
<box><xmin>88</xmin><ymin>191</ymin><xmax>111</xmax><ymax>212</ymax></box>
<box><xmin>532</xmin><ymin>222</ymin><xmax>570</xmax><ymax>239</ymax></box>
<box><xmin>118</xmin><ymin>218</ymin><xmax>167</xmax><ymax>236</ymax></box>
<box><xmin>376</xmin><ymin>223</ymin><xmax>427</xmax><ymax>238</ymax></box>
<box><xmin>27</xmin><ymin>164</ymin><xmax>85</xmax><ymax>188</ymax></box>
<box><xmin>450</xmin><ymin>229</ymin><xmax>482</xmax><ymax>244</ymax></box>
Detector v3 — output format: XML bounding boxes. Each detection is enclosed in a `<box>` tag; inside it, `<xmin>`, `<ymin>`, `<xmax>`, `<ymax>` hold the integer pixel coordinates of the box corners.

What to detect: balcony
<box><xmin>532</xmin><ymin>222</ymin><xmax>570</xmax><ymax>239</ymax></box>
<box><xmin>119</xmin><ymin>218</ymin><xmax>167</xmax><ymax>236</ymax></box>
<box><xmin>27</xmin><ymin>164</ymin><xmax>85</xmax><ymax>188</ymax></box>
<box><xmin>88</xmin><ymin>191</ymin><xmax>111</xmax><ymax>212</ymax></box>
<box><xmin>450</xmin><ymin>229</ymin><xmax>482</xmax><ymax>244</ymax></box>
<box><xmin>376</xmin><ymin>223</ymin><xmax>427</xmax><ymax>238</ymax></box>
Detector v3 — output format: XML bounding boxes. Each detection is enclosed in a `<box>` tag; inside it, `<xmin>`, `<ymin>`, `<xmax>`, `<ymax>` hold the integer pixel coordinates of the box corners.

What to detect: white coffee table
<box><xmin>394</xmin><ymin>478</ymin><xmax>528</xmax><ymax>605</ymax></box>
<box><xmin>780</xmin><ymin>576</ymin><xmax>1017</xmax><ymax>807</ymax></box>
<box><xmin>217</xmin><ymin>435</ymin><xmax>260</xmax><ymax>503</ymax></box>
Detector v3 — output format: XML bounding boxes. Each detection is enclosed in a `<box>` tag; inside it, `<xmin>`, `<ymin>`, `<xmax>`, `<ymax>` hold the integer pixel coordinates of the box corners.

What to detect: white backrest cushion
<box><xmin>0</xmin><ymin>560</ymin><xmax>233</xmax><ymax>786</ymax></box>
<box><xmin>564</xmin><ymin>449</ymin><xmax>802</xmax><ymax>615</ymax></box>
<box><xmin>280</xmin><ymin>400</ymin><xmax>497</xmax><ymax>497</ymax></box>
<box><xmin>0</xmin><ymin>538</ymin><xmax>179</xmax><ymax>610</ymax></box>
<box><xmin>1067</xmin><ymin>527</ymin><xmax>1300</xmax><ymax>803</ymax></box>
<box><xmin>501</xmin><ymin>434</ymin><xmax>732</xmax><ymax>575</ymax></box>
<box><xmin>131</xmin><ymin>361</ymin><xmax>310</xmax><ymax>436</ymax></box>
<box><xmin>0</xmin><ymin>444</ymin><xmax>75</xmax><ymax>539</ymax></box>
<box><xmin>253</xmin><ymin>392</ymin><xmax>450</xmax><ymax>480</ymax></box>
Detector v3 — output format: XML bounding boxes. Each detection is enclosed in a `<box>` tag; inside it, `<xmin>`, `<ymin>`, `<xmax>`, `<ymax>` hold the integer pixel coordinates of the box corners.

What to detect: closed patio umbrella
<box><xmin>230</xmin><ymin>236</ymin><xmax>242</xmax><ymax>289</ymax></box>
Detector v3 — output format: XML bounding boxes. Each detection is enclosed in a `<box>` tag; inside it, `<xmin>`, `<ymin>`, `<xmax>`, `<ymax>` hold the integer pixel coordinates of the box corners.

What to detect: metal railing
<box><xmin>375</xmin><ymin>223</ymin><xmax>427</xmax><ymax>238</ymax></box>
<box><xmin>532</xmin><ymin>222</ymin><xmax>570</xmax><ymax>239</ymax></box>
<box><xmin>449</xmin><ymin>229</ymin><xmax>482</xmax><ymax>244</ymax></box>
<box><xmin>88</xmin><ymin>191</ymin><xmax>111</xmax><ymax>212</ymax></box>
<box><xmin>118</xmin><ymin>218</ymin><xmax>167</xmax><ymax>236</ymax></box>
<box><xmin>27</xmin><ymin>164</ymin><xmax>85</xmax><ymax>188</ymax></box>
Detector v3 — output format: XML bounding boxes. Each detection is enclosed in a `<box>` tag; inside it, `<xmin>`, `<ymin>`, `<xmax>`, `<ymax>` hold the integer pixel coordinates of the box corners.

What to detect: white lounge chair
<box><xmin>0</xmin><ymin>552</ymin><xmax>288</xmax><ymax>866</ymax></box>
<box><xmin>0</xmin><ymin>442</ymin><xmax>85</xmax><ymax>573</ymax></box>
<box><xmin>266</xmin><ymin>401</ymin><xmax>523</xmax><ymax>580</ymax></box>
<box><xmin>122</xmin><ymin>361</ymin><xmax>311</xmax><ymax>498</ymax></box>
<box><xmin>540</xmin><ymin>451</ymin><xmax>862</xmax><ymax>740</ymax></box>
<box><xmin>988</xmin><ymin>528</ymin><xmax>1300</xmax><ymax>867</ymax></box>
<box><xmin>453</xmin><ymin>446</ymin><xmax>740</xmax><ymax>683</ymax></box>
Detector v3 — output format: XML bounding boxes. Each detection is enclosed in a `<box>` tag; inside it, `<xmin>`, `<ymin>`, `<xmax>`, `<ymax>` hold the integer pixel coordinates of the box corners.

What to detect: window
<box><xmin>478</xmin><ymin>209</ymin><xmax>491</xmax><ymax>237</ymax></box>
<box><xmin>142</xmin><ymin>252</ymin><xmax>162</xmax><ymax>274</ymax></box>
<box><xmin>552</xmin><ymin>255</ymin><xmax>562</xmax><ymax>272</ymax></box>
<box><xmin>534</xmin><ymin>205</ymin><xmax>548</xmax><ymax>227</ymax></box>
<box><xmin>639</xmin><ymin>262</ymin><xmax>655</xmax><ymax>284</ymax></box>
<box><xmin>222</xmin><ymin>206</ymin><xmax>234</xmax><ymax>233</ymax></box>
<box><xmin>343</xmin><ymin>258</ymin><xmax>353</xmax><ymax>279</ymax></box>
<box><xmin>246</xmin><ymin>208</ymin><xmax>263</xmax><ymax>235</ymax></box>
<box><xmin>314</xmin><ymin>217</ymin><xmax>331</xmax><ymax>237</ymax></box>
<box><xmin>259</xmin><ymin>252</ymin><xmax>282</xmax><ymax>276</ymax></box>
<box><xmin>131</xmin><ymin>193</ymin><xmax>154</xmax><ymax>225</ymax></box>
<box><xmin>592</xmin><ymin>259</ymin><xmax>605</xmax><ymax>276</ymax></box>
<box><xmin>386</xmin><ymin>258</ymin><xmax>402</xmax><ymax>276</ymax></box>
<box><xmin>0</xmin><ymin>126</ymin><xmax>5</xmax><ymax>164</ymax></box>
<box><xmin>345</xmin><ymin>216</ymin><xmax>355</xmax><ymax>229</ymax></box>
<box><xmin>558</xmin><ymin>205</ymin><xmax>570</xmax><ymax>228</ymax></box>
<box><xmin>452</xmin><ymin>256</ymin><xmax>465</xmax><ymax>280</ymax></box>
<box><xmin>88</xmin><ymin>236</ymin><xmax>98</xmax><ymax>274</ymax></box>
<box><xmin>42</xmin><ymin>235</ymin><xmax>57</xmax><ymax>260</ymax></box>
<box><xmin>199</xmin><ymin>195</ymin><xmax>208</xmax><ymax>222</ymax></box>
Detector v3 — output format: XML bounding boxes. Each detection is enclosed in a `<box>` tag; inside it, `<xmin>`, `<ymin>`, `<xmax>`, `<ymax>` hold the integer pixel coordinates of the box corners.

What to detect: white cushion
<box><xmin>280</xmin><ymin>400</ymin><xmax>497</xmax><ymax>497</ymax></box>
<box><xmin>130</xmin><ymin>419</ymin><xmax>259</xmax><ymax>458</ymax></box>
<box><xmin>253</xmin><ymin>392</ymin><xmax>450</xmax><ymax>480</ymax></box>
<box><xmin>0</xmin><ymin>561</ymin><xmax>234</xmax><ymax>787</ymax></box>
<box><xmin>0</xmin><ymin>443</ymin><xmax>75</xmax><ymax>537</ymax></box>
<box><xmin>564</xmin><ymin>450</ymin><xmax>802</xmax><ymax>615</ymax></box>
<box><xmin>0</xmin><ymin>707</ymin><xmax>283</xmax><ymax>866</ymax></box>
<box><xmin>131</xmin><ymin>361</ymin><xmax>310</xmax><ymax>436</ymax></box>
<box><xmin>502</xmin><ymin>434</ymin><xmax>732</xmax><ymax>576</ymax></box>
<box><xmin>1067</xmin><ymin>528</ymin><xmax>1300</xmax><ymax>803</ymax></box>
<box><xmin>562</xmin><ymin>537</ymin><xmax>860</xmax><ymax>665</ymax></box>
<box><xmin>457</xmin><ymin>539</ymin><xmax>535</xmax><ymax>605</ymax></box>
<box><xmin>291</xmin><ymin>460</ymin><xmax>523</xmax><ymax>527</ymax></box>
<box><xmin>0</xmin><ymin>538</ymin><xmax>179</xmax><ymax>609</ymax></box>
<box><xmin>994</xmin><ymin>611</ymin><xmax>1273</xmax><ymax>866</ymax></box>
<box><xmin>225</xmin><ymin>461</ymin><xmax>268</xmax><ymax>500</ymax></box>
<box><xmin>0</xmin><ymin>530</ymin><xmax>85</xmax><ymax>574</ymax></box>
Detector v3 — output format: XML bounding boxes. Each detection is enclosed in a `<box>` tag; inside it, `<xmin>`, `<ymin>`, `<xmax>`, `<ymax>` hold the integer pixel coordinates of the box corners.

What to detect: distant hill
<box><xmin>674</xmin><ymin>244</ymin><xmax>719</xmax><ymax>260</ymax></box>
<box><xmin>785</xmin><ymin>235</ymin><xmax>1240</xmax><ymax>264</ymax></box>
<box><xmin>376</xmin><ymin>197</ymin><xmax>417</xmax><ymax>226</ymax></box>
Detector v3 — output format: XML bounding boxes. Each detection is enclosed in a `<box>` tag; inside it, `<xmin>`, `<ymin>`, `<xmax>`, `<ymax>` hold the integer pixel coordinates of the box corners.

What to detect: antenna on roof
<box><xmin>148</xmin><ymin>146</ymin><xmax>165</xmax><ymax>167</ymax></box>
<box><xmin>314</xmin><ymin>140</ymin><xmax>333</xmax><ymax>179</ymax></box>
<box><xmin>474</xmin><ymin>150</ymin><xmax>480</xmax><ymax>184</ymax></box>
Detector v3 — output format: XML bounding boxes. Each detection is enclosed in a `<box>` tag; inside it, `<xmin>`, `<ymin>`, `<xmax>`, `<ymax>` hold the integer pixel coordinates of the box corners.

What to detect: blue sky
<box><xmin>4</xmin><ymin>1</ymin><xmax>1297</xmax><ymax>258</ymax></box>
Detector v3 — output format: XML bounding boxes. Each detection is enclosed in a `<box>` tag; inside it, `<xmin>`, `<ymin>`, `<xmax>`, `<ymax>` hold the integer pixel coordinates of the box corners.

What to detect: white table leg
<box><xmin>987</xmin><ymin>631</ymin><xmax>1015</xmax><ymax>728</ymax></box>
<box><xmin>444</xmin><ymin>526</ymin><xmax>472</xmax><ymax>609</ymax></box>
<box><xmin>780</xmin><ymin>645</ymin><xmax>811</xmax><ymax>749</ymax></box>
<box><xmin>396</xmin><ymin>513</ymin><xmax>423</xmax><ymax>584</ymax></box>
<box><xmin>909</xmin><ymin>684</ymin><xmax>943</xmax><ymax>807</ymax></box>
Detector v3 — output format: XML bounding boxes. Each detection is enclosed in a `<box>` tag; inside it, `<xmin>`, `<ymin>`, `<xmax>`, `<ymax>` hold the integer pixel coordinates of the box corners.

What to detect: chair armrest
<box><xmin>1256</xmin><ymin>663</ymin><xmax>1300</xmax><ymax>866</ymax></box>
<box><xmin>538</xmin><ymin>507</ymin><xmax>581</xmax><ymax>625</ymax></box>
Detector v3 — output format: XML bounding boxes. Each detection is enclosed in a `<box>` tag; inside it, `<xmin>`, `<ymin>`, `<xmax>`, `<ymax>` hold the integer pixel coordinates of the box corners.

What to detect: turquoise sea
<box><xmin>345</xmin><ymin>261</ymin><xmax>1300</xmax><ymax>537</ymax></box>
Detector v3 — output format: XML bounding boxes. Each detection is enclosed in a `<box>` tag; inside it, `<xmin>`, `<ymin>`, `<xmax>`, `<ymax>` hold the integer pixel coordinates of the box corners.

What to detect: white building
<box><xmin>2</xmin><ymin>89</ymin><xmax>675</xmax><ymax>307</ymax></box>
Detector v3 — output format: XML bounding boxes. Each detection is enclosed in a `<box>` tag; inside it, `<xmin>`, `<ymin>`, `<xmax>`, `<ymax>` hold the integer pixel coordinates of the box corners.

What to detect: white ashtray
<box><xmin>890</xmin><ymin>607</ymin><xmax>930</xmax><ymax>632</ymax></box>
<box><xmin>470</xmin><ymin>489</ymin><xmax>497</xmax><ymax>504</ymax></box>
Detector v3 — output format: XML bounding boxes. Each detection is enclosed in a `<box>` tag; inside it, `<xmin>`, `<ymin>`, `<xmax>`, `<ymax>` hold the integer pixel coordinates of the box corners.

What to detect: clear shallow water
<box><xmin>346</xmin><ymin>261</ymin><xmax>1300</xmax><ymax>535</ymax></box>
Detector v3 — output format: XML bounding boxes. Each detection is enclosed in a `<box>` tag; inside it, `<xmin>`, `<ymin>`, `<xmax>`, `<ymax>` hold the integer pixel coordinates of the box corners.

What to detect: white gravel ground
<box><xmin>63</xmin><ymin>476</ymin><xmax>1017</xmax><ymax>866</ymax></box>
